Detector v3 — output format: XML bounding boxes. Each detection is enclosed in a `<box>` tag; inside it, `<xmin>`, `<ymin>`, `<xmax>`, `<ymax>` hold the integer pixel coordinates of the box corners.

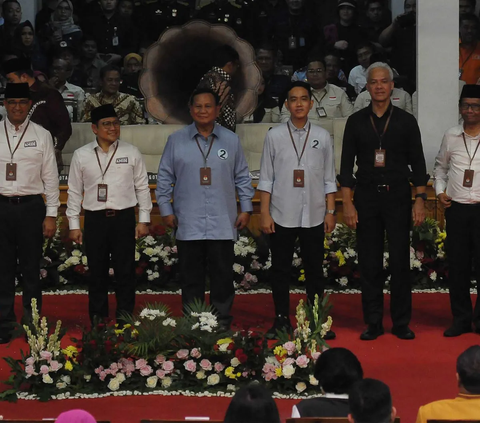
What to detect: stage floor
<box><xmin>0</xmin><ymin>292</ymin><xmax>477</xmax><ymax>423</ymax></box>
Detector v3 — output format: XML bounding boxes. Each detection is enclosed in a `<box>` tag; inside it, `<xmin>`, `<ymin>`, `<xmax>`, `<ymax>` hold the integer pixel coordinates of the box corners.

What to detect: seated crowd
<box><xmin>0</xmin><ymin>0</ymin><xmax>471</xmax><ymax>128</ymax></box>
<box><xmin>44</xmin><ymin>345</ymin><xmax>480</xmax><ymax>423</ymax></box>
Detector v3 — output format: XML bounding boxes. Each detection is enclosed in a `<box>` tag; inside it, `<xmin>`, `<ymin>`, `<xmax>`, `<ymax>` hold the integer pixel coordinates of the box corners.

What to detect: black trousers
<box><xmin>355</xmin><ymin>183</ymin><xmax>412</xmax><ymax>327</ymax></box>
<box><xmin>0</xmin><ymin>195</ymin><xmax>45</xmax><ymax>335</ymax></box>
<box><xmin>270</xmin><ymin>223</ymin><xmax>326</xmax><ymax>317</ymax></box>
<box><xmin>176</xmin><ymin>240</ymin><xmax>234</xmax><ymax>325</ymax></box>
<box><xmin>84</xmin><ymin>208</ymin><xmax>136</xmax><ymax>324</ymax></box>
<box><xmin>445</xmin><ymin>201</ymin><xmax>480</xmax><ymax>329</ymax></box>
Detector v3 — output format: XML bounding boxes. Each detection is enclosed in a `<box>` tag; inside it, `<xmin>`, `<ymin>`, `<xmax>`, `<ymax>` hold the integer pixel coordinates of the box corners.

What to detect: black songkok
<box><xmin>460</xmin><ymin>84</ymin><xmax>480</xmax><ymax>100</ymax></box>
<box><xmin>4</xmin><ymin>83</ymin><xmax>30</xmax><ymax>99</ymax></box>
<box><xmin>91</xmin><ymin>104</ymin><xmax>118</xmax><ymax>124</ymax></box>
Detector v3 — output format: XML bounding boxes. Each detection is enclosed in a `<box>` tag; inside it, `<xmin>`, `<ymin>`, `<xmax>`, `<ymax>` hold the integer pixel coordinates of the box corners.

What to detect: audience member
<box><xmin>354</xmin><ymin>86</ymin><xmax>413</xmax><ymax>114</ymax></box>
<box><xmin>348</xmin><ymin>42</ymin><xmax>374</xmax><ymax>95</ymax></box>
<box><xmin>35</xmin><ymin>0</ymin><xmax>57</xmax><ymax>30</ymax></box>
<box><xmin>12</xmin><ymin>21</ymin><xmax>48</xmax><ymax>74</ymax></box>
<box><xmin>120</xmin><ymin>52</ymin><xmax>141</xmax><ymax>97</ymax></box>
<box><xmin>293</xmin><ymin>348</ymin><xmax>364</xmax><ymax>417</ymax></box>
<box><xmin>118</xmin><ymin>0</ymin><xmax>134</xmax><ymax>19</ymax></box>
<box><xmin>71</xmin><ymin>35</ymin><xmax>108</xmax><ymax>92</ymax></box>
<box><xmin>156</xmin><ymin>88</ymin><xmax>253</xmax><ymax>331</ymax></box>
<box><xmin>348</xmin><ymin>379</ymin><xmax>396</xmax><ymax>423</ymax></box>
<box><xmin>197</xmin><ymin>44</ymin><xmax>239</xmax><ymax>132</ymax></box>
<box><xmin>416</xmin><ymin>345</ymin><xmax>480</xmax><ymax>423</ymax></box>
<box><xmin>359</xmin><ymin>0</ymin><xmax>391</xmax><ymax>46</ymax></box>
<box><xmin>197</xmin><ymin>0</ymin><xmax>246</xmax><ymax>39</ymax></box>
<box><xmin>82</xmin><ymin>64</ymin><xmax>145</xmax><ymax>125</ymax></box>
<box><xmin>379</xmin><ymin>0</ymin><xmax>417</xmax><ymax>88</ymax></box>
<box><xmin>0</xmin><ymin>0</ymin><xmax>21</xmax><ymax>54</ymax></box>
<box><xmin>224</xmin><ymin>383</ymin><xmax>280</xmax><ymax>423</ymax></box>
<box><xmin>243</xmin><ymin>76</ymin><xmax>277</xmax><ymax>123</ymax></box>
<box><xmin>460</xmin><ymin>0</ymin><xmax>476</xmax><ymax>15</ymax></box>
<box><xmin>244</xmin><ymin>0</ymin><xmax>284</xmax><ymax>46</ymax></box>
<box><xmin>267</xmin><ymin>0</ymin><xmax>319</xmax><ymax>72</ymax></box>
<box><xmin>459</xmin><ymin>13</ymin><xmax>480</xmax><ymax>85</ymax></box>
<box><xmin>49</xmin><ymin>56</ymin><xmax>85</xmax><ymax>121</ymax></box>
<box><xmin>325</xmin><ymin>51</ymin><xmax>357</xmax><ymax>101</ymax></box>
<box><xmin>56</xmin><ymin>409</ymin><xmax>97</xmax><ymax>423</ymax></box>
<box><xmin>279</xmin><ymin>58</ymin><xmax>353</xmax><ymax>123</ymax></box>
<box><xmin>38</xmin><ymin>0</ymin><xmax>83</xmax><ymax>55</ymax></box>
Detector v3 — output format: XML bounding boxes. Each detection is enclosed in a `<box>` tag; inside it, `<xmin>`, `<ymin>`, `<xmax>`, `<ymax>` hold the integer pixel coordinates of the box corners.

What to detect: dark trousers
<box><xmin>355</xmin><ymin>183</ymin><xmax>412</xmax><ymax>327</ymax></box>
<box><xmin>270</xmin><ymin>223</ymin><xmax>326</xmax><ymax>316</ymax></box>
<box><xmin>177</xmin><ymin>240</ymin><xmax>234</xmax><ymax>325</ymax></box>
<box><xmin>0</xmin><ymin>195</ymin><xmax>45</xmax><ymax>335</ymax></box>
<box><xmin>84</xmin><ymin>208</ymin><xmax>136</xmax><ymax>324</ymax></box>
<box><xmin>445</xmin><ymin>201</ymin><xmax>480</xmax><ymax>329</ymax></box>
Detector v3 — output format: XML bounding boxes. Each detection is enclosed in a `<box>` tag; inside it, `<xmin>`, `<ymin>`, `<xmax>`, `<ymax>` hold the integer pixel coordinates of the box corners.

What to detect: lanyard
<box><xmin>288</xmin><ymin>122</ymin><xmax>311</xmax><ymax>167</ymax></box>
<box><xmin>195</xmin><ymin>135</ymin><xmax>215</xmax><ymax>168</ymax></box>
<box><xmin>4</xmin><ymin>120</ymin><xmax>30</xmax><ymax>163</ymax></box>
<box><xmin>369</xmin><ymin>106</ymin><xmax>393</xmax><ymax>149</ymax></box>
<box><xmin>462</xmin><ymin>133</ymin><xmax>480</xmax><ymax>169</ymax></box>
<box><xmin>311</xmin><ymin>89</ymin><xmax>327</xmax><ymax>106</ymax></box>
<box><xmin>94</xmin><ymin>141</ymin><xmax>119</xmax><ymax>181</ymax></box>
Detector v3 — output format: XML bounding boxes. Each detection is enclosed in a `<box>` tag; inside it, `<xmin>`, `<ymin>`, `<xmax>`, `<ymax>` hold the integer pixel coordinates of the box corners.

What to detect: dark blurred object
<box><xmin>396</xmin><ymin>11</ymin><xmax>415</xmax><ymax>28</ymax></box>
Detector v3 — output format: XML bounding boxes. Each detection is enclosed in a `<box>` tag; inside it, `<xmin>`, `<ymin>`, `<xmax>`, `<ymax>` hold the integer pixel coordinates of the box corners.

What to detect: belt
<box><xmin>85</xmin><ymin>207</ymin><xmax>134</xmax><ymax>218</ymax></box>
<box><xmin>0</xmin><ymin>194</ymin><xmax>40</xmax><ymax>204</ymax></box>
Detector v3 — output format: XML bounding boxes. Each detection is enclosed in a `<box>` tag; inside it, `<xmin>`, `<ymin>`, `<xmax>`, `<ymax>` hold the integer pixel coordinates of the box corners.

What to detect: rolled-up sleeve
<box><xmin>156</xmin><ymin>137</ymin><xmax>176</xmax><ymax>217</ymax></box>
<box><xmin>258</xmin><ymin>132</ymin><xmax>274</xmax><ymax>193</ymax></box>
<box><xmin>66</xmin><ymin>151</ymin><xmax>83</xmax><ymax>230</ymax></box>
<box><xmin>133</xmin><ymin>149</ymin><xmax>152</xmax><ymax>223</ymax></box>
<box><xmin>42</xmin><ymin>130</ymin><xmax>60</xmax><ymax>217</ymax></box>
<box><xmin>323</xmin><ymin>132</ymin><xmax>337</xmax><ymax>194</ymax></box>
<box><xmin>233</xmin><ymin>137</ymin><xmax>254</xmax><ymax>212</ymax></box>
<box><xmin>433</xmin><ymin>134</ymin><xmax>450</xmax><ymax>195</ymax></box>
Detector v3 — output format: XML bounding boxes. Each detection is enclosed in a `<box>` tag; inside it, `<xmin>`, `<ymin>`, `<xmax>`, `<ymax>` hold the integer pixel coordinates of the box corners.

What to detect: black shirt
<box><xmin>338</xmin><ymin>103</ymin><xmax>428</xmax><ymax>188</ymax></box>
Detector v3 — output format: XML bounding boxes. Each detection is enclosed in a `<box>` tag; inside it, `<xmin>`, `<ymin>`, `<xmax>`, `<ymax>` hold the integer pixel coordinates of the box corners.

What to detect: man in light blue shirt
<box><xmin>156</xmin><ymin>88</ymin><xmax>254</xmax><ymax>329</ymax></box>
<box><xmin>258</xmin><ymin>81</ymin><xmax>337</xmax><ymax>338</ymax></box>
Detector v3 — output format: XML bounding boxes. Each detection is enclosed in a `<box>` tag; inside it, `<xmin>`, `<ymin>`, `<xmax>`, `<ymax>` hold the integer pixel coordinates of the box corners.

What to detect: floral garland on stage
<box><xmin>0</xmin><ymin>296</ymin><xmax>332</xmax><ymax>402</ymax></box>
<box><xmin>36</xmin><ymin>218</ymin><xmax>449</xmax><ymax>295</ymax></box>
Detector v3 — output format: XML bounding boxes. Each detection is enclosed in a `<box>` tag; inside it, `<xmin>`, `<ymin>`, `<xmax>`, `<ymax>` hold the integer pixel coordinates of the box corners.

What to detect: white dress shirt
<box><xmin>0</xmin><ymin>117</ymin><xmax>59</xmax><ymax>217</ymax></box>
<box><xmin>353</xmin><ymin>87</ymin><xmax>413</xmax><ymax>114</ymax></box>
<box><xmin>434</xmin><ymin>125</ymin><xmax>480</xmax><ymax>204</ymax></box>
<box><xmin>258</xmin><ymin>120</ymin><xmax>337</xmax><ymax>228</ymax></box>
<box><xmin>67</xmin><ymin>139</ymin><xmax>152</xmax><ymax>230</ymax></box>
<box><xmin>348</xmin><ymin>65</ymin><xmax>367</xmax><ymax>95</ymax></box>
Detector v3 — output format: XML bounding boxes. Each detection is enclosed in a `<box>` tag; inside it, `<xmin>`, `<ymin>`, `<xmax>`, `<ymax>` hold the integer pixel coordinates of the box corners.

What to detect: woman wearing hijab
<box><xmin>13</xmin><ymin>20</ymin><xmax>48</xmax><ymax>73</ymax></box>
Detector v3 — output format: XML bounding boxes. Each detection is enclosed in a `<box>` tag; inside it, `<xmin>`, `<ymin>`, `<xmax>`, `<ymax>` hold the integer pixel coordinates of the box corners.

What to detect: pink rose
<box><xmin>264</xmin><ymin>372</ymin><xmax>277</xmax><ymax>381</ymax></box>
<box><xmin>40</xmin><ymin>351</ymin><xmax>53</xmax><ymax>362</ymax></box>
<box><xmin>135</xmin><ymin>358</ymin><xmax>148</xmax><ymax>369</ymax></box>
<box><xmin>162</xmin><ymin>361</ymin><xmax>175</xmax><ymax>373</ymax></box>
<box><xmin>40</xmin><ymin>365</ymin><xmax>49</xmax><ymax>375</ymax></box>
<box><xmin>190</xmin><ymin>348</ymin><xmax>202</xmax><ymax>359</ymax></box>
<box><xmin>283</xmin><ymin>357</ymin><xmax>295</xmax><ymax>366</ymax></box>
<box><xmin>176</xmin><ymin>349</ymin><xmax>189</xmax><ymax>360</ymax></box>
<box><xmin>312</xmin><ymin>351</ymin><xmax>321</xmax><ymax>361</ymax></box>
<box><xmin>25</xmin><ymin>365</ymin><xmax>35</xmax><ymax>376</ymax></box>
<box><xmin>49</xmin><ymin>360</ymin><xmax>61</xmax><ymax>371</ymax></box>
<box><xmin>262</xmin><ymin>363</ymin><xmax>276</xmax><ymax>373</ymax></box>
<box><xmin>214</xmin><ymin>362</ymin><xmax>225</xmax><ymax>373</ymax></box>
<box><xmin>172</xmin><ymin>246</ymin><xmax>178</xmax><ymax>253</ymax></box>
<box><xmin>95</xmin><ymin>366</ymin><xmax>104</xmax><ymax>374</ymax></box>
<box><xmin>184</xmin><ymin>360</ymin><xmax>197</xmax><ymax>372</ymax></box>
<box><xmin>99</xmin><ymin>371</ymin><xmax>107</xmax><ymax>381</ymax></box>
<box><xmin>140</xmin><ymin>365</ymin><xmax>153</xmax><ymax>376</ymax></box>
<box><xmin>25</xmin><ymin>357</ymin><xmax>35</xmax><ymax>366</ymax></box>
<box><xmin>296</xmin><ymin>355</ymin><xmax>310</xmax><ymax>368</ymax></box>
<box><xmin>155</xmin><ymin>355</ymin><xmax>166</xmax><ymax>365</ymax></box>
<box><xmin>242</xmin><ymin>371</ymin><xmax>249</xmax><ymax>377</ymax></box>
<box><xmin>156</xmin><ymin>369</ymin><xmax>166</xmax><ymax>379</ymax></box>
<box><xmin>110</xmin><ymin>363</ymin><xmax>119</xmax><ymax>371</ymax></box>
<box><xmin>200</xmin><ymin>359</ymin><xmax>213</xmax><ymax>371</ymax></box>
<box><xmin>251</xmin><ymin>260</ymin><xmax>261</xmax><ymax>270</ymax></box>
<box><xmin>40</xmin><ymin>269</ymin><xmax>48</xmax><ymax>279</ymax></box>
<box><xmin>283</xmin><ymin>341</ymin><xmax>296</xmax><ymax>355</ymax></box>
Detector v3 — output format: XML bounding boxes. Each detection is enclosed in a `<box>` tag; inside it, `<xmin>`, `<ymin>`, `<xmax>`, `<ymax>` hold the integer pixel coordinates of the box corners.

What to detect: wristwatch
<box><xmin>415</xmin><ymin>193</ymin><xmax>427</xmax><ymax>201</ymax></box>
<box><xmin>326</xmin><ymin>209</ymin><xmax>337</xmax><ymax>216</ymax></box>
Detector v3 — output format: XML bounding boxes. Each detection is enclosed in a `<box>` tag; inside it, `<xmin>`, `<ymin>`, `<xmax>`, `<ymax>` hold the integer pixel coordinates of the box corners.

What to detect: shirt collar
<box><xmin>188</xmin><ymin>122</ymin><xmax>220</xmax><ymax>140</ymax></box>
<box><xmin>312</xmin><ymin>83</ymin><xmax>329</xmax><ymax>96</ymax></box>
<box><xmin>5</xmin><ymin>116</ymin><xmax>29</xmax><ymax>133</ymax></box>
<box><xmin>92</xmin><ymin>138</ymin><xmax>119</xmax><ymax>151</ymax></box>
<box><xmin>368</xmin><ymin>101</ymin><xmax>393</xmax><ymax>118</ymax></box>
<box><xmin>287</xmin><ymin>119</ymin><xmax>310</xmax><ymax>132</ymax></box>
<box><xmin>324</xmin><ymin>393</ymin><xmax>349</xmax><ymax>399</ymax></box>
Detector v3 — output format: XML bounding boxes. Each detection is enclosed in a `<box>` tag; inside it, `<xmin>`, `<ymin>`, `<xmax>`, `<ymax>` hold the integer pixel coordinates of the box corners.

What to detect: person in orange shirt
<box><xmin>459</xmin><ymin>13</ymin><xmax>480</xmax><ymax>84</ymax></box>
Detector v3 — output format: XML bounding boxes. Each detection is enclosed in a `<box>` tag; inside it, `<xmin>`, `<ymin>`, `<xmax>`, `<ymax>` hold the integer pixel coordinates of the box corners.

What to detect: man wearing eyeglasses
<box><xmin>434</xmin><ymin>85</ymin><xmax>480</xmax><ymax>337</ymax></box>
<box><xmin>66</xmin><ymin>104</ymin><xmax>152</xmax><ymax>326</ymax></box>
<box><xmin>280</xmin><ymin>57</ymin><xmax>353</xmax><ymax>124</ymax></box>
<box><xmin>0</xmin><ymin>83</ymin><xmax>59</xmax><ymax>344</ymax></box>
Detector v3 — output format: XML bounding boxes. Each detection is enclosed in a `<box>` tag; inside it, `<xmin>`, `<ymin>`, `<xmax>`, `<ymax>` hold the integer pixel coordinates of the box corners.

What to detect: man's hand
<box><xmin>412</xmin><ymin>198</ymin><xmax>426</xmax><ymax>226</ymax></box>
<box><xmin>43</xmin><ymin>217</ymin><xmax>56</xmax><ymax>238</ymax></box>
<box><xmin>343</xmin><ymin>201</ymin><xmax>358</xmax><ymax>229</ymax></box>
<box><xmin>437</xmin><ymin>193</ymin><xmax>452</xmax><ymax>209</ymax></box>
<box><xmin>235</xmin><ymin>212</ymin><xmax>250</xmax><ymax>230</ymax></box>
<box><xmin>162</xmin><ymin>214</ymin><xmax>177</xmax><ymax>229</ymax></box>
<box><xmin>324</xmin><ymin>213</ymin><xmax>336</xmax><ymax>233</ymax></box>
<box><xmin>69</xmin><ymin>229</ymin><xmax>83</xmax><ymax>244</ymax></box>
<box><xmin>334</xmin><ymin>40</ymin><xmax>349</xmax><ymax>50</ymax></box>
<box><xmin>135</xmin><ymin>223</ymin><xmax>150</xmax><ymax>239</ymax></box>
<box><xmin>261</xmin><ymin>213</ymin><xmax>275</xmax><ymax>234</ymax></box>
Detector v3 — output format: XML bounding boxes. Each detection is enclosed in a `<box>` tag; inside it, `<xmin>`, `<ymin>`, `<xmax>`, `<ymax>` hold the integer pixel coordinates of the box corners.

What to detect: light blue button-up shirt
<box><xmin>258</xmin><ymin>120</ymin><xmax>337</xmax><ymax>228</ymax></box>
<box><xmin>156</xmin><ymin>123</ymin><xmax>254</xmax><ymax>241</ymax></box>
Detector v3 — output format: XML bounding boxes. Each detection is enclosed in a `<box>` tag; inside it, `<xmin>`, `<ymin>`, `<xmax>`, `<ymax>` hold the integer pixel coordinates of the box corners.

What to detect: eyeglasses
<box><xmin>307</xmin><ymin>68</ymin><xmax>325</xmax><ymax>74</ymax></box>
<box><xmin>100</xmin><ymin>120</ymin><xmax>121</xmax><ymax>128</ymax></box>
<box><xmin>5</xmin><ymin>100</ymin><xmax>30</xmax><ymax>106</ymax></box>
<box><xmin>460</xmin><ymin>103</ymin><xmax>480</xmax><ymax>112</ymax></box>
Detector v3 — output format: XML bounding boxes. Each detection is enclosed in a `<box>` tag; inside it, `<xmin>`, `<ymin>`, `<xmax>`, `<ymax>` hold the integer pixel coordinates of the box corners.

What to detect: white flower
<box><xmin>161</xmin><ymin>377</ymin><xmax>172</xmax><ymax>388</ymax></box>
<box><xmin>82</xmin><ymin>256</ymin><xmax>88</xmax><ymax>265</ymax></box>
<box><xmin>146</xmin><ymin>376</ymin><xmax>158</xmax><ymax>388</ymax></box>
<box><xmin>430</xmin><ymin>271</ymin><xmax>437</xmax><ymax>281</ymax></box>
<box><xmin>282</xmin><ymin>364</ymin><xmax>295</xmax><ymax>378</ymax></box>
<box><xmin>71</xmin><ymin>250</ymin><xmax>82</xmax><ymax>257</ymax></box>
<box><xmin>309</xmin><ymin>375</ymin><xmax>319</xmax><ymax>386</ymax></box>
<box><xmin>296</xmin><ymin>382</ymin><xmax>307</xmax><ymax>393</ymax></box>
<box><xmin>207</xmin><ymin>374</ymin><xmax>220</xmax><ymax>386</ymax></box>
<box><xmin>233</xmin><ymin>263</ymin><xmax>244</xmax><ymax>274</ymax></box>
<box><xmin>108</xmin><ymin>378</ymin><xmax>120</xmax><ymax>391</ymax></box>
<box><xmin>56</xmin><ymin>381</ymin><xmax>67</xmax><ymax>389</ymax></box>
<box><xmin>115</xmin><ymin>373</ymin><xmax>126</xmax><ymax>383</ymax></box>
<box><xmin>162</xmin><ymin>318</ymin><xmax>176</xmax><ymax>327</ymax></box>
<box><xmin>196</xmin><ymin>370</ymin><xmax>206</xmax><ymax>380</ymax></box>
<box><xmin>42</xmin><ymin>374</ymin><xmax>53</xmax><ymax>384</ymax></box>
<box><xmin>337</xmin><ymin>277</ymin><xmax>348</xmax><ymax>287</ymax></box>
<box><xmin>219</xmin><ymin>343</ymin><xmax>229</xmax><ymax>352</ymax></box>
<box><xmin>230</xmin><ymin>357</ymin><xmax>241</xmax><ymax>367</ymax></box>
<box><xmin>135</xmin><ymin>251</ymin><xmax>141</xmax><ymax>261</ymax></box>
<box><xmin>144</xmin><ymin>236</ymin><xmax>156</xmax><ymax>245</ymax></box>
<box><xmin>227</xmin><ymin>384</ymin><xmax>236</xmax><ymax>391</ymax></box>
<box><xmin>84</xmin><ymin>375</ymin><xmax>91</xmax><ymax>382</ymax></box>
<box><xmin>144</xmin><ymin>247</ymin><xmax>155</xmax><ymax>257</ymax></box>
<box><xmin>61</xmin><ymin>375</ymin><xmax>71</xmax><ymax>384</ymax></box>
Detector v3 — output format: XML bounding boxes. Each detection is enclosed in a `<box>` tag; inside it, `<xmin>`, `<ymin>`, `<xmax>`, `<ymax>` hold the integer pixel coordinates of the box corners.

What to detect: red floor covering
<box><xmin>0</xmin><ymin>292</ymin><xmax>478</xmax><ymax>423</ymax></box>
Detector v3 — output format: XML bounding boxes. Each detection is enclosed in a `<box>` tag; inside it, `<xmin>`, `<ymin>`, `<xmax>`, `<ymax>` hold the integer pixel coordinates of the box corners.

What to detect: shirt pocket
<box><xmin>323</xmin><ymin>100</ymin><xmax>341</xmax><ymax>118</ymax></box>
<box><xmin>112</xmin><ymin>163</ymin><xmax>135</xmax><ymax>190</ymax></box>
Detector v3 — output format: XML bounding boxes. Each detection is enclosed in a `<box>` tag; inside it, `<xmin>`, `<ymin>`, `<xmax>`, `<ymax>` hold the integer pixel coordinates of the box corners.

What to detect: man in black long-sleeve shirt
<box><xmin>338</xmin><ymin>62</ymin><xmax>428</xmax><ymax>341</ymax></box>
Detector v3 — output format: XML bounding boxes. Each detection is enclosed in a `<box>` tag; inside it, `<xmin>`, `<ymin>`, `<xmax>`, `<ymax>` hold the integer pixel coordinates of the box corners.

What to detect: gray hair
<box><xmin>366</xmin><ymin>62</ymin><xmax>394</xmax><ymax>81</ymax></box>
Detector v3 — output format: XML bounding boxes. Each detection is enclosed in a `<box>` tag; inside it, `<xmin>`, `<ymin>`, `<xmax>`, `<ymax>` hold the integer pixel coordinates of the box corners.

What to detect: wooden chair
<box><xmin>286</xmin><ymin>418</ymin><xmax>400</xmax><ymax>423</ymax></box>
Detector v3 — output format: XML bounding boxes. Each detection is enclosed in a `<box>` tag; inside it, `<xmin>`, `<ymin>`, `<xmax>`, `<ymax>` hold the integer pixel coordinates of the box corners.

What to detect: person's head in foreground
<box><xmin>457</xmin><ymin>345</ymin><xmax>480</xmax><ymax>394</ymax></box>
<box><xmin>224</xmin><ymin>382</ymin><xmax>281</xmax><ymax>423</ymax></box>
<box><xmin>348</xmin><ymin>378</ymin><xmax>396</xmax><ymax>423</ymax></box>
<box><xmin>56</xmin><ymin>409</ymin><xmax>97</xmax><ymax>423</ymax></box>
<box><xmin>315</xmin><ymin>347</ymin><xmax>364</xmax><ymax>394</ymax></box>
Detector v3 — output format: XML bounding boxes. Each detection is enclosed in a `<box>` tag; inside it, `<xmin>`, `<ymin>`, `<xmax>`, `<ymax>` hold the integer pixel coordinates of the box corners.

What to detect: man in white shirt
<box><xmin>259</xmin><ymin>81</ymin><xmax>337</xmax><ymax>338</ymax></box>
<box><xmin>0</xmin><ymin>83</ymin><xmax>59</xmax><ymax>344</ymax></box>
<box><xmin>434</xmin><ymin>84</ymin><xmax>480</xmax><ymax>337</ymax></box>
<box><xmin>67</xmin><ymin>104</ymin><xmax>152</xmax><ymax>326</ymax></box>
<box><xmin>348</xmin><ymin>42</ymin><xmax>374</xmax><ymax>95</ymax></box>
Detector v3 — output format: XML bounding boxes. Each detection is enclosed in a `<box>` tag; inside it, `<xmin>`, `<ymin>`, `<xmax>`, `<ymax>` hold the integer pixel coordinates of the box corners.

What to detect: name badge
<box><xmin>316</xmin><ymin>107</ymin><xmax>327</xmax><ymax>118</ymax></box>
<box><xmin>6</xmin><ymin>163</ymin><xmax>16</xmax><ymax>181</ymax></box>
<box><xmin>200</xmin><ymin>167</ymin><xmax>211</xmax><ymax>185</ymax></box>
<box><xmin>98</xmin><ymin>183</ymin><xmax>108</xmax><ymax>202</ymax></box>
<box><xmin>374</xmin><ymin>149</ymin><xmax>386</xmax><ymax>167</ymax></box>
<box><xmin>288</xmin><ymin>36</ymin><xmax>297</xmax><ymax>50</ymax></box>
<box><xmin>463</xmin><ymin>169</ymin><xmax>474</xmax><ymax>187</ymax></box>
<box><xmin>293</xmin><ymin>169</ymin><xmax>304</xmax><ymax>187</ymax></box>
<box><xmin>24</xmin><ymin>141</ymin><xmax>37</xmax><ymax>148</ymax></box>
<box><xmin>112</xmin><ymin>36</ymin><xmax>119</xmax><ymax>46</ymax></box>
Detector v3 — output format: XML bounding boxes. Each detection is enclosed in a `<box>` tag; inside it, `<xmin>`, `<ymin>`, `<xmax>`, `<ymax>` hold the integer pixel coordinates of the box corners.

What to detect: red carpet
<box><xmin>0</xmin><ymin>291</ymin><xmax>478</xmax><ymax>423</ymax></box>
